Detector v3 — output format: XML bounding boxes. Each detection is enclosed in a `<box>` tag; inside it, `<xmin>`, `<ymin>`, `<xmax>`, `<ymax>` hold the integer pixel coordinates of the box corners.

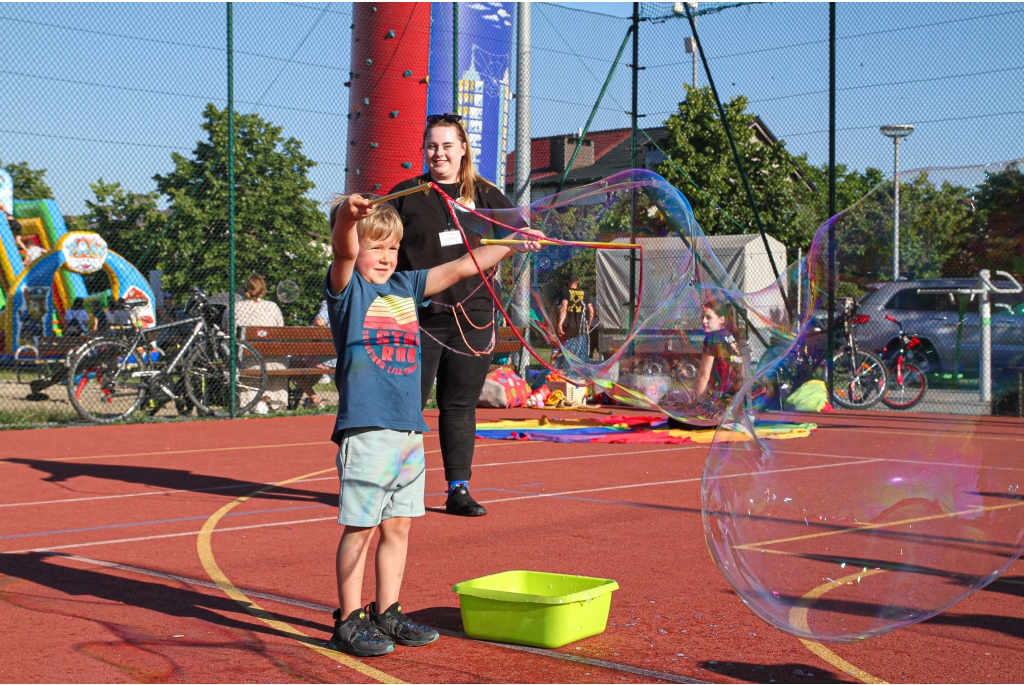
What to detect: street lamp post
<box><xmin>880</xmin><ymin>124</ymin><xmax>914</xmax><ymax>280</ymax></box>
<box><xmin>677</xmin><ymin>1</ymin><xmax>699</xmax><ymax>87</ymax></box>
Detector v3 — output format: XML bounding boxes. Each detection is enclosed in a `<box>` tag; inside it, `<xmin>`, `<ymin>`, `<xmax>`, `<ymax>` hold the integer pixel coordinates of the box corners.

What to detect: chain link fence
<box><xmin>1</xmin><ymin>2</ymin><xmax>1020</xmax><ymax>427</ymax></box>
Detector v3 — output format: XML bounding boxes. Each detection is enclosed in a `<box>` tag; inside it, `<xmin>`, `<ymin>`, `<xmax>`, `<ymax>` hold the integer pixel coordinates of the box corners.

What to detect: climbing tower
<box><xmin>346</xmin><ymin>3</ymin><xmax>431</xmax><ymax>194</ymax></box>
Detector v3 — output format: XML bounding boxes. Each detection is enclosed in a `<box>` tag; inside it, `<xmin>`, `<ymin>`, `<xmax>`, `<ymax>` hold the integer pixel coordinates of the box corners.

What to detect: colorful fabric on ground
<box><xmin>475</xmin><ymin>415</ymin><xmax>816</xmax><ymax>444</ymax></box>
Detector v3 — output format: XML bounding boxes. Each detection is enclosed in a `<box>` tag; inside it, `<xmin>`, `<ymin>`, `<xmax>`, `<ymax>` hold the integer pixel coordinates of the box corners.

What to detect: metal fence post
<box><xmin>452</xmin><ymin>2</ymin><xmax>459</xmax><ymax>112</ymax></box>
<box><xmin>227</xmin><ymin>1</ymin><xmax>237</xmax><ymax>418</ymax></box>
<box><xmin>513</xmin><ymin>1</ymin><xmax>532</xmax><ymax>378</ymax></box>
<box><xmin>826</xmin><ymin>2</ymin><xmax>837</xmax><ymax>405</ymax></box>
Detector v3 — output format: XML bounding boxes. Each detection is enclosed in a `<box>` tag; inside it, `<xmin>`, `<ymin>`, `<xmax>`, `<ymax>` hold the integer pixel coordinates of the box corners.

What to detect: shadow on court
<box><xmin>6</xmin><ymin>458</ymin><xmax>335</xmax><ymax>507</ymax></box>
<box><xmin>0</xmin><ymin>552</ymin><xmax>332</xmax><ymax>640</ymax></box>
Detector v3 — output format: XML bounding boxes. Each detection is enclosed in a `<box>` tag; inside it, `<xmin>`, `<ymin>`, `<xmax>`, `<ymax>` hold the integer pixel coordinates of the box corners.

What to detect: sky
<box><xmin>1</xmin><ymin>2</ymin><xmax>1021</xmax><ymax>215</ymax></box>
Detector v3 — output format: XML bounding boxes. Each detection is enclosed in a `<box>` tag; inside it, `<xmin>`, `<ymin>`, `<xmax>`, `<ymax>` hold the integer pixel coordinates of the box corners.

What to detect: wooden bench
<box><xmin>238</xmin><ymin>325</ymin><xmax>525</xmax><ymax>376</ymax></box>
<box><xmin>237</xmin><ymin>326</ymin><xmax>335</xmax><ymax>378</ymax></box>
<box><xmin>494</xmin><ymin>326</ymin><xmax>526</xmax><ymax>355</ymax></box>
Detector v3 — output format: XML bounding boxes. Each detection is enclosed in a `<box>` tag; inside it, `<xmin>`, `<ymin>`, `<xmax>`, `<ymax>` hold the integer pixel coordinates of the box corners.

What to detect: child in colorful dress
<box><xmin>694</xmin><ymin>297</ymin><xmax>746</xmax><ymax>412</ymax></box>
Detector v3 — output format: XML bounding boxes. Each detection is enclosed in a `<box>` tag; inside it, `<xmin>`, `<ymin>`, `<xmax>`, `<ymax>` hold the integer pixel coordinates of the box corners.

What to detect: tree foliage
<box><xmin>0</xmin><ymin>158</ymin><xmax>55</xmax><ymax>201</ymax></box>
<box><xmin>962</xmin><ymin>165</ymin><xmax>1024</xmax><ymax>277</ymax></box>
<box><xmin>655</xmin><ymin>86</ymin><xmax>818</xmax><ymax>252</ymax></box>
<box><xmin>89</xmin><ymin>104</ymin><xmax>330</xmax><ymax>322</ymax></box>
<box><xmin>84</xmin><ymin>179</ymin><xmax>166</xmax><ymax>265</ymax></box>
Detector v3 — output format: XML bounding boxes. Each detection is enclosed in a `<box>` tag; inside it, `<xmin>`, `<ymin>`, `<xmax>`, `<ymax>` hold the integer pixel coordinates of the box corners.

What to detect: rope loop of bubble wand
<box><xmin>431</xmin><ymin>182</ymin><xmax>646</xmax><ymax>383</ymax></box>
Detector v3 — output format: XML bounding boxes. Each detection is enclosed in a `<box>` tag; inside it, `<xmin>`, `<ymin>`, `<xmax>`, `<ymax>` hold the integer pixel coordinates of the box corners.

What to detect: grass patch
<box><xmin>0</xmin><ymin>407</ymin><xmax>81</xmax><ymax>428</ymax></box>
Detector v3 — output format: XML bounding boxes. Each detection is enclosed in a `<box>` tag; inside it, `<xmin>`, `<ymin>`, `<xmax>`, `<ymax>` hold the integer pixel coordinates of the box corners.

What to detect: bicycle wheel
<box><xmin>67</xmin><ymin>338</ymin><xmax>148</xmax><ymax>423</ymax></box>
<box><xmin>184</xmin><ymin>340</ymin><xmax>267</xmax><ymax>416</ymax></box>
<box><xmin>14</xmin><ymin>345</ymin><xmax>42</xmax><ymax>385</ymax></box>
<box><xmin>831</xmin><ymin>349</ymin><xmax>887</xmax><ymax>409</ymax></box>
<box><xmin>882</xmin><ymin>364</ymin><xmax>927</xmax><ymax>409</ymax></box>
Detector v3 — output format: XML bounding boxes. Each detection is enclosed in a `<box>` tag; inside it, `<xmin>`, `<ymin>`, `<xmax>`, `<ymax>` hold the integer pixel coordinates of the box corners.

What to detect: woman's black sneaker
<box><xmin>328</xmin><ymin>608</ymin><xmax>395</xmax><ymax>657</ymax></box>
<box><xmin>445</xmin><ymin>484</ymin><xmax>487</xmax><ymax>516</ymax></box>
<box><xmin>367</xmin><ymin>602</ymin><xmax>440</xmax><ymax>647</ymax></box>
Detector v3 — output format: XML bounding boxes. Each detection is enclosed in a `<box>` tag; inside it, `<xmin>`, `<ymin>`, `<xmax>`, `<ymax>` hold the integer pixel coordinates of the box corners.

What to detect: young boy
<box><xmin>323</xmin><ymin>193</ymin><xmax>541</xmax><ymax>657</ymax></box>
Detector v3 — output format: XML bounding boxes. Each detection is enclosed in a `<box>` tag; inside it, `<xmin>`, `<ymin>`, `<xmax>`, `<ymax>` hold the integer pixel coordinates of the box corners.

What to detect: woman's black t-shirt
<box><xmin>387</xmin><ymin>175</ymin><xmax>513</xmax><ymax>315</ymax></box>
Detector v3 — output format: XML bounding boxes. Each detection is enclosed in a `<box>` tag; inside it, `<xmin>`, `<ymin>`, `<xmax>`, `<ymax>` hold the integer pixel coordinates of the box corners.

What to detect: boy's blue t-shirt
<box><xmin>323</xmin><ymin>268</ymin><xmax>431</xmax><ymax>443</ymax></box>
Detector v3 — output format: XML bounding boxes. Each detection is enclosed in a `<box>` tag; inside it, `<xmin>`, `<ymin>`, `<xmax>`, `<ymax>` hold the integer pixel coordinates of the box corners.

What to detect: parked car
<box><xmin>852</xmin><ymin>278</ymin><xmax>1024</xmax><ymax>375</ymax></box>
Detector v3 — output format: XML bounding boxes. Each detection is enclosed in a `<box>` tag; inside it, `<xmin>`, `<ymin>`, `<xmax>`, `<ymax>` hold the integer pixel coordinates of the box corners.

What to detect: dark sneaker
<box><xmin>367</xmin><ymin>602</ymin><xmax>440</xmax><ymax>647</ymax></box>
<box><xmin>445</xmin><ymin>484</ymin><xmax>487</xmax><ymax>517</ymax></box>
<box><xmin>328</xmin><ymin>608</ymin><xmax>394</xmax><ymax>657</ymax></box>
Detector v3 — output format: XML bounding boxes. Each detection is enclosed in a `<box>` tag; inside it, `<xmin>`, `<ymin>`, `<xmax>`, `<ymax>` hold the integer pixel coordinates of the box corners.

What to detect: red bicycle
<box><xmin>879</xmin><ymin>314</ymin><xmax>928</xmax><ymax>409</ymax></box>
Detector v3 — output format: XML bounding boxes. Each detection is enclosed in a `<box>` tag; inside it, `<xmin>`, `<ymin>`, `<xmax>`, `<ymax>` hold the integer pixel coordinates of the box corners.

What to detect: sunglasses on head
<box><xmin>427</xmin><ymin>113</ymin><xmax>463</xmax><ymax>124</ymax></box>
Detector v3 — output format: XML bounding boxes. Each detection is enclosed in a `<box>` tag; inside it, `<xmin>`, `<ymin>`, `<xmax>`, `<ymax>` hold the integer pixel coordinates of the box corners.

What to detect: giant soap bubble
<box><xmin>704</xmin><ymin>160</ymin><xmax>1024</xmax><ymax>642</ymax></box>
<box><xmin>457</xmin><ymin>169</ymin><xmax>787</xmax><ymax>426</ymax></box>
<box><xmin>447</xmin><ymin>163</ymin><xmax>1024</xmax><ymax>643</ymax></box>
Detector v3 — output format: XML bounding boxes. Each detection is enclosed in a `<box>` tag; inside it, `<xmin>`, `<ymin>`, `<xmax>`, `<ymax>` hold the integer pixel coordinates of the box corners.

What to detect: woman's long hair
<box><xmin>422</xmin><ymin>118</ymin><xmax>495</xmax><ymax>206</ymax></box>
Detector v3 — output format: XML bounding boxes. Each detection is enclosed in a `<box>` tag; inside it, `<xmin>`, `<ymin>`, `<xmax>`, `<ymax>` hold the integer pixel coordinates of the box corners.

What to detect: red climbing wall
<box><xmin>346</xmin><ymin>3</ymin><xmax>432</xmax><ymax>195</ymax></box>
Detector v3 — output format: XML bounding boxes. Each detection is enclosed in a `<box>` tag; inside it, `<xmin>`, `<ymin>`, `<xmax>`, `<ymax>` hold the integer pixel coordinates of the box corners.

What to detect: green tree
<box><xmin>961</xmin><ymin>165</ymin><xmax>1024</xmax><ymax>277</ymax></box>
<box><xmin>84</xmin><ymin>179</ymin><xmax>166</xmax><ymax>266</ymax></box>
<box><xmin>827</xmin><ymin>171</ymin><xmax>977</xmax><ymax>297</ymax></box>
<box><xmin>148</xmin><ymin>104</ymin><xmax>329</xmax><ymax>321</ymax></box>
<box><xmin>0</xmin><ymin>158</ymin><xmax>54</xmax><ymax>201</ymax></box>
<box><xmin>655</xmin><ymin>86</ymin><xmax>818</xmax><ymax>251</ymax></box>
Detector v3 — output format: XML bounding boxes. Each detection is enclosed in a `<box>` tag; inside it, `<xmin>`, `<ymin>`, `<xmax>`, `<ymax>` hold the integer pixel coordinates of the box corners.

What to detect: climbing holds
<box><xmin>389</xmin><ymin>110</ymin><xmax>399</xmax><ymax>118</ymax></box>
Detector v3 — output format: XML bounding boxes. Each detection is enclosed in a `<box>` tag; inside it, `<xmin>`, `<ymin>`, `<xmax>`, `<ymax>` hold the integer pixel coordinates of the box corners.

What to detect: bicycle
<box><xmin>878</xmin><ymin>314</ymin><xmax>928</xmax><ymax>410</ymax></box>
<box><xmin>66</xmin><ymin>288</ymin><xmax>267</xmax><ymax>423</ymax></box>
<box><xmin>765</xmin><ymin>301</ymin><xmax>887</xmax><ymax>410</ymax></box>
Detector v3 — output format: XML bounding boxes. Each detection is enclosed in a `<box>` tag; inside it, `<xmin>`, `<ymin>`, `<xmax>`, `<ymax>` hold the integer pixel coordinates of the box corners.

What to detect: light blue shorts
<box><xmin>336</xmin><ymin>428</ymin><xmax>425</xmax><ymax>527</ymax></box>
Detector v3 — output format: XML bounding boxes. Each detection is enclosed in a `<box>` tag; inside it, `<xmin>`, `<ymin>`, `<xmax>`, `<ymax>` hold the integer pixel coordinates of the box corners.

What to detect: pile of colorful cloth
<box><xmin>475</xmin><ymin>414</ymin><xmax>816</xmax><ymax>444</ymax></box>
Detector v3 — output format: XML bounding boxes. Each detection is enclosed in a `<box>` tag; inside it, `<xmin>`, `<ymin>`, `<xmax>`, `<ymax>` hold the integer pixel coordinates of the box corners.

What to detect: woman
<box><xmin>386</xmin><ymin>113</ymin><xmax>514</xmax><ymax>517</ymax></box>
<box><xmin>223</xmin><ymin>274</ymin><xmax>288</xmax><ymax>412</ymax></box>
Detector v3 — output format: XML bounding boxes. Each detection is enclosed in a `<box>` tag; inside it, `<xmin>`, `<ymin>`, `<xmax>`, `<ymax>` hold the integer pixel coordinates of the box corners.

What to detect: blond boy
<box><xmin>323</xmin><ymin>194</ymin><xmax>540</xmax><ymax>656</ymax></box>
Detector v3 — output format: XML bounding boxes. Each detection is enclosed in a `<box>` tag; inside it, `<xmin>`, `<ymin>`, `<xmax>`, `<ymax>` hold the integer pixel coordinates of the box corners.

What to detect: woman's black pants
<box><xmin>419</xmin><ymin>310</ymin><xmax>492</xmax><ymax>483</ymax></box>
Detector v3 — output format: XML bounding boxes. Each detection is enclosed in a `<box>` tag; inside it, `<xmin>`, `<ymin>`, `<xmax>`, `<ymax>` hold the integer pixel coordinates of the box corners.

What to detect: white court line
<box><xmin>3</xmin><ymin>455</ymin><xmax>880</xmax><ymax>555</ymax></box>
<box><xmin>476</xmin><ymin>458</ymin><xmax>882</xmax><ymax>505</ymax></box>
<box><xmin>42</xmin><ymin>553</ymin><xmax>705</xmax><ymax>684</ymax></box>
<box><xmin>1</xmin><ymin>516</ymin><xmax>335</xmax><ymax>555</ymax></box>
<box><xmin>1</xmin><ymin>446</ymin><xmax>698</xmax><ymax>509</ymax></box>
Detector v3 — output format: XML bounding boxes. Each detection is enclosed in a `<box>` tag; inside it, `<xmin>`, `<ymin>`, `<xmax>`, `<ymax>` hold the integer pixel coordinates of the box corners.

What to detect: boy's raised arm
<box><xmin>424</xmin><ymin>229</ymin><xmax>544</xmax><ymax>298</ymax></box>
<box><xmin>328</xmin><ymin>194</ymin><xmax>373</xmax><ymax>296</ymax></box>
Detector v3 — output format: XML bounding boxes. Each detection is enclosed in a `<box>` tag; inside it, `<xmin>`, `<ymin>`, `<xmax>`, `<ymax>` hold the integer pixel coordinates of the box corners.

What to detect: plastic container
<box><xmin>452</xmin><ymin>570</ymin><xmax>619</xmax><ymax>648</ymax></box>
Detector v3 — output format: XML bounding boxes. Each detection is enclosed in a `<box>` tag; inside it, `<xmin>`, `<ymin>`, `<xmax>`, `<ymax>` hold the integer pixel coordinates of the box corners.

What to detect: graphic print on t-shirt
<box><xmin>362</xmin><ymin>294</ymin><xmax>421</xmax><ymax>375</ymax></box>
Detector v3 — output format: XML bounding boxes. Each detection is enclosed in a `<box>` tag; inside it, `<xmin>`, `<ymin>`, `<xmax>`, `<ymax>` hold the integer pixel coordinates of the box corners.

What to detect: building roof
<box><xmin>504</xmin><ymin>117</ymin><xmax>810</xmax><ymax>194</ymax></box>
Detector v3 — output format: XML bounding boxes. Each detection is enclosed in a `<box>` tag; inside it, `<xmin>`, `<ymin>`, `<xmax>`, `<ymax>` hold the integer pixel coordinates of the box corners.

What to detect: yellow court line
<box><xmin>734</xmin><ymin>499</ymin><xmax>1024</xmax><ymax>551</ymax></box>
<box><xmin>790</xmin><ymin>569</ymin><xmax>889</xmax><ymax>684</ymax></box>
<box><xmin>196</xmin><ymin>467</ymin><xmax>404</xmax><ymax>684</ymax></box>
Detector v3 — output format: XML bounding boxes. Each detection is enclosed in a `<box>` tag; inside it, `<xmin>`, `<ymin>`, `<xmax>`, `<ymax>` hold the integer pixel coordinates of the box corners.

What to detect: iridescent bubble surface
<box><xmin>459</xmin><ymin>163</ymin><xmax>1024</xmax><ymax>642</ymax></box>
<box><xmin>705</xmin><ymin>160</ymin><xmax>1024</xmax><ymax>641</ymax></box>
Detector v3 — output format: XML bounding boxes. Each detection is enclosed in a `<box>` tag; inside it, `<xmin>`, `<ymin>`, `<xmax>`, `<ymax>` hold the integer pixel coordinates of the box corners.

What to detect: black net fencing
<box><xmin>0</xmin><ymin>2</ymin><xmax>1020</xmax><ymax>427</ymax></box>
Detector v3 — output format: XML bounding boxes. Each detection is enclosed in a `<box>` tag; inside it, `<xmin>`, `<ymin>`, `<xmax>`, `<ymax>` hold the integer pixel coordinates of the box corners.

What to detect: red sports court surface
<box><xmin>0</xmin><ymin>409</ymin><xmax>1021</xmax><ymax>683</ymax></box>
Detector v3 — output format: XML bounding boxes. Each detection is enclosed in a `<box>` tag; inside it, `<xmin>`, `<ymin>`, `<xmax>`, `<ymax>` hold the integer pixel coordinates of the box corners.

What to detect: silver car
<box><xmin>853</xmin><ymin>278</ymin><xmax>1024</xmax><ymax>375</ymax></box>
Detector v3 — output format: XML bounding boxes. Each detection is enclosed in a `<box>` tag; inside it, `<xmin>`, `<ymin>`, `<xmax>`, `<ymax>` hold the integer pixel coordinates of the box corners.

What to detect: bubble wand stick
<box><xmin>481</xmin><ymin>239</ymin><xmax>640</xmax><ymax>249</ymax></box>
<box><xmin>367</xmin><ymin>182</ymin><xmax>433</xmax><ymax>205</ymax></box>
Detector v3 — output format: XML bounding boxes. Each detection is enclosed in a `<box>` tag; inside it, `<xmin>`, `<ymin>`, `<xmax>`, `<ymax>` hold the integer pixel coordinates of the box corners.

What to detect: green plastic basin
<box><xmin>452</xmin><ymin>570</ymin><xmax>619</xmax><ymax>648</ymax></box>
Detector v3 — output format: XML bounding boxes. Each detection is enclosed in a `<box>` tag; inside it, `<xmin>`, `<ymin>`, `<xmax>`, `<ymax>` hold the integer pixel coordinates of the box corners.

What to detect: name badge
<box><xmin>439</xmin><ymin>229</ymin><xmax>463</xmax><ymax>247</ymax></box>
